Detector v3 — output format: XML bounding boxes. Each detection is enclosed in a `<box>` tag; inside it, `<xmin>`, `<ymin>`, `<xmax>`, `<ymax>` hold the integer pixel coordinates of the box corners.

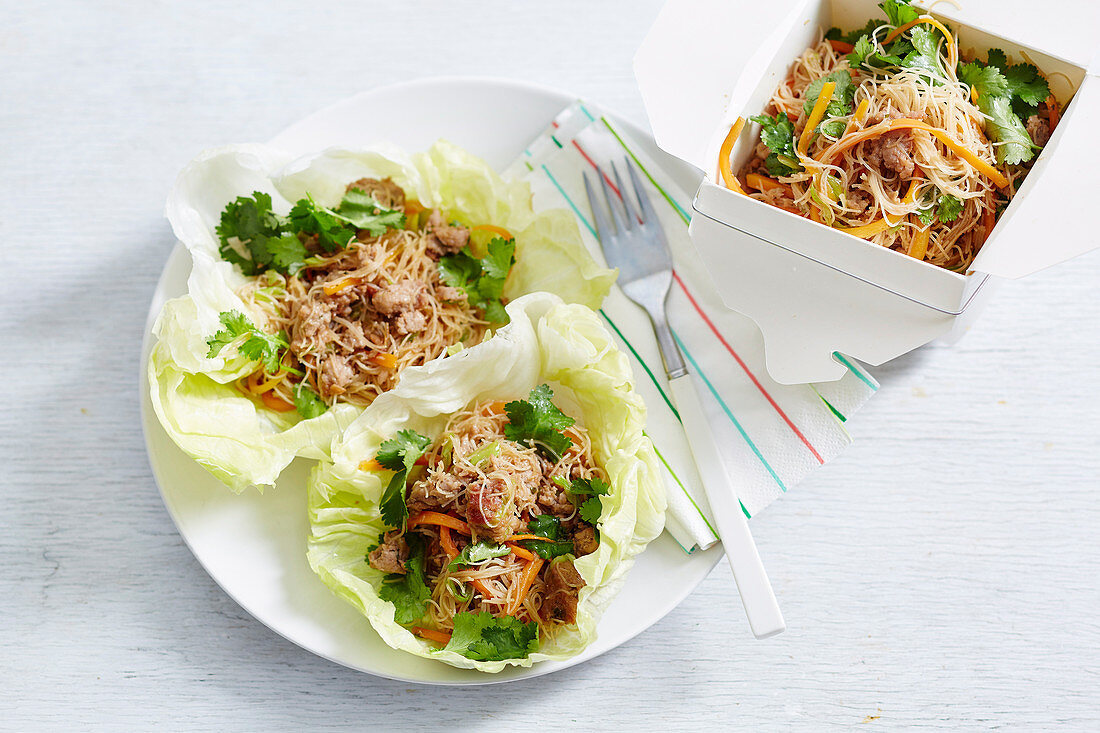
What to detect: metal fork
<box><xmin>584</xmin><ymin>159</ymin><xmax>785</xmax><ymax>639</ymax></box>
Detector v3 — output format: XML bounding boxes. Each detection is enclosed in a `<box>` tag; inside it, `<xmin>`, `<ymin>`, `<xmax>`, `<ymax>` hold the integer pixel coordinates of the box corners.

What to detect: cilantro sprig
<box><xmin>375</xmin><ymin>429</ymin><xmax>433</xmax><ymax>530</ymax></box>
<box><xmin>206</xmin><ymin>310</ymin><xmax>288</xmax><ymax>373</ymax></box>
<box><xmin>565</xmin><ymin>477</ymin><xmax>611</xmax><ymax>526</ymax></box>
<box><xmin>503</xmin><ymin>384</ymin><xmax>575</xmax><ymax>461</ymax></box>
<box><xmin>437</xmin><ymin>237</ymin><xmax>516</xmax><ymax>324</ymax></box>
<box><xmin>521</xmin><ymin>515</ymin><xmax>574</xmax><ymax>560</ymax></box>
<box><xmin>378</xmin><ymin>533</ymin><xmax>431</xmax><ymax>625</ymax></box>
<box><xmin>802</xmin><ymin>71</ymin><xmax>856</xmax><ymax>139</ymax></box>
<box><xmin>749</xmin><ymin>112</ymin><xmax>801</xmax><ymax>177</ymax></box>
<box><xmin>215</xmin><ymin>188</ymin><xmax>405</xmax><ymax>277</ymax></box>
<box><xmin>443</xmin><ymin>611</ymin><xmax>539</xmax><ymax>662</ymax></box>
<box><xmin>960</xmin><ymin>49</ymin><xmax>1050</xmax><ymax>165</ymax></box>
<box><xmin>447</xmin><ymin>540</ymin><xmax>510</xmax><ymax>571</ymax></box>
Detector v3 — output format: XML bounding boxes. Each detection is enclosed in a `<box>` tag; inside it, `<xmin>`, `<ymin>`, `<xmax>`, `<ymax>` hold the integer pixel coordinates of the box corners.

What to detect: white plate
<box><xmin>140</xmin><ymin>76</ymin><xmax>722</xmax><ymax>685</ymax></box>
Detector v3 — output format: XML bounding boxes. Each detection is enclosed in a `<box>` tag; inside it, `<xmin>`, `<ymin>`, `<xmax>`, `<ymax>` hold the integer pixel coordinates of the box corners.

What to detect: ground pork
<box><xmin>367</xmin><ymin>533</ymin><xmax>409</xmax><ymax>575</ymax></box>
<box><xmin>465</xmin><ymin>477</ymin><xmax>522</xmax><ymax>542</ymax></box>
<box><xmin>346</xmin><ymin>177</ymin><xmax>406</xmax><ymax>210</ymax></box>
<box><xmin>319</xmin><ymin>355</ymin><xmax>355</xmax><ymax>395</ymax></box>
<box><xmin>864</xmin><ymin>129</ymin><xmax>915</xmax><ymax>178</ymax></box>
<box><xmin>572</xmin><ymin>525</ymin><xmax>599</xmax><ymax>556</ymax></box>
<box><xmin>539</xmin><ymin>560</ymin><xmax>586</xmax><ymax>625</ymax></box>
<box><xmin>408</xmin><ymin>469</ymin><xmax>464</xmax><ymax>512</ymax></box>
<box><xmin>425</xmin><ymin>209</ymin><xmax>470</xmax><ymax>259</ymax></box>
<box><xmin>1026</xmin><ymin>114</ymin><xmax>1051</xmax><ymax>147</ymax></box>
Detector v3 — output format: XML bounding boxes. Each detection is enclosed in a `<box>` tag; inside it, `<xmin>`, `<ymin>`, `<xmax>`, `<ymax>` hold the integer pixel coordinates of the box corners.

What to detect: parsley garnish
<box><xmin>749</xmin><ymin>112</ymin><xmax>801</xmax><ymax>177</ymax></box>
<box><xmin>375</xmin><ymin>429</ymin><xmax>432</xmax><ymax>530</ymax></box>
<box><xmin>437</xmin><ymin>237</ymin><xmax>516</xmax><ymax>324</ymax></box>
<box><xmin>292</xmin><ymin>382</ymin><xmax>328</xmax><ymax>419</ymax></box>
<box><xmin>215</xmin><ymin>192</ymin><xmax>284</xmax><ymax>276</ymax></box>
<box><xmin>287</xmin><ymin>195</ymin><xmax>357</xmax><ymax>253</ymax></box>
<box><xmin>521</xmin><ymin>515</ymin><xmax>574</xmax><ymax>560</ymax></box>
<box><xmin>206</xmin><ymin>310</ymin><xmax>288</xmax><ymax>373</ymax></box>
<box><xmin>916</xmin><ymin>191</ymin><xmax>964</xmax><ymax>226</ymax></box>
<box><xmin>960</xmin><ymin>50</ymin><xmax>1049</xmax><ymax>164</ymax></box>
<box><xmin>447</xmin><ymin>541</ymin><xmax>510</xmax><ymax>570</ymax></box>
<box><xmin>503</xmin><ymin>384</ymin><xmax>575</xmax><ymax>460</ymax></box>
<box><xmin>378</xmin><ymin>533</ymin><xmax>431</xmax><ymax>625</ymax></box>
<box><xmin>565</xmin><ymin>477</ymin><xmax>611</xmax><ymax>526</ymax></box>
<box><xmin>443</xmin><ymin>611</ymin><xmax>539</xmax><ymax>661</ymax></box>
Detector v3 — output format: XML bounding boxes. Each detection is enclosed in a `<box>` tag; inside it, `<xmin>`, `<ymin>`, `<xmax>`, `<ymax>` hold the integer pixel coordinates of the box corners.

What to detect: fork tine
<box><xmin>583</xmin><ymin>172</ymin><xmax>614</xmax><ymax>243</ymax></box>
<box><xmin>625</xmin><ymin>157</ymin><xmax>661</xmax><ymax>227</ymax></box>
<box><xmin>611</xmin><ymin>161</ymin><xmax>642</xmax><ymax>226</ymax></box>
<box><xmin>596</xmin><ymin>165</ymin><xmax>627</xmax><ymax>235</ymax></box>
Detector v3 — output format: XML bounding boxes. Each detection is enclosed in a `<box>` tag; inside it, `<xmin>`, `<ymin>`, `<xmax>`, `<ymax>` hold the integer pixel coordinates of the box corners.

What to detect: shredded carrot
<box><xmin>507</xmin><ymin>543</ymin><xmax>537</xmax><ymax>562</ymax></box>
<box><xmin>745</xmin><ymin>173</ymin><xmax>793</xmax><ymax>197</ymax></box>
<box><xmin>480</xmin><ymin>400</ymin><xmax>507</xmax><ymax>416</ymax></box>
<box><xmin>368</xmin><ymin>352</ymin><xmax>398</xmax><ymax>369</ymax></box>
<box><xmin>439</xmin><ymin>526</ymin><xmax>458</xmax><ymax>559</ymax></box>
<box><xmin>817</xmin><ymin>119</ymin><xmax>1009</xmax><ymax>189</ymax></box>
<box><xmin>836</xmin><ymin>218</ymin><xmax>894</xmax><ymax>237</ymax></box>
<box><xmin>250</xmin><ymin>371</ymin><xmax>287</xmax><ymax>395</ymax></box>
<box><xmin>408</xmin><ymin>511</ymin><xmax>471</xmax><ymax>535</ymax></box>
<box><xmin>798</xmin><ymin>81</ymin><xmax>836</xmax><ymax>155</ymax></box>
<box><xmin>1045</xmin><ymin>94</ymin><xmax>1060</xmax><ymax>131</ymax></box>
<box><xmin>404</xmin><ymin>200</ymin><xmax>425</xmax><ymax>216</ymax></box>
<box><xmin>471</xmin><ymin>224</ymin><xmax>515</xmax><ymax>241</ymax></box>
<box><xmin>323</xmin><ymin>278</ymin><xmax>355</xmax><ymax>296</ymax></box>
<box><xmin>718</xmin><ymin>117</ymin><xmax>746</xmax><ymax>193</ymax></box>
<box><xmin>883</xmin><ymin>17</ymin><xmax>956</xmax><ymax>64</ymax></box>
<box><xmin>507</xmin><ymin>557</ymin><xmax>543</xmax><ymax>616</ymax></box>
<box><xmin>907</xmin><ymin>225</ymin><xmax>930</xmax><ymax>260</ymax></box>
<box><xmin>411</xmin><ymin>626</ymin><xmax>452</xmax><ymax>645</ymax></box>
<box><xmin>358</xmin><ymin>458</ymin><xmax>384</xmax><ymax>472</ymax></box>
<box><xmin>470</xmin><ymin>578</ymin><xmax>494</xmax><ymax>598</ymax></box>
<box><xmin>843</xmin><ymin>99</ymin><xmax>870</xmax><ymax>136</ymax></box>
<box><xmin>261</xmin><ymin>390</ymin><xmax>296</xmax><ymax>412</ymax></box>
<box><xmin>828</xmin><ymin>39</ymin><xmax>854</xmax><ymax>53</ymax></box>
<box><xmin>504</xmin><ymin>534</ymin><xmax>551</xmax><ymax>543</ymax></box>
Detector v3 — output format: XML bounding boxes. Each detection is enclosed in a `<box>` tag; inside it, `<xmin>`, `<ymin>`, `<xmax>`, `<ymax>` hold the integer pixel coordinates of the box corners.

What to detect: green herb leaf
<box><xmin>503</xmin><ymin>384</ymin><xmax>575</xmax><ymax>460</ymax></box>
<box><xmin>522</xmin><ymin>514</ymin><xmax>574</xmax><ymax>559</ymax></box>
<box><xmin>206</xmin><ymin>310</ymin><xmax>288</xmax><ymax>373</ymax></box>
<box><xmin>378</xmin><ymin>533</ymin><xmax>431</xmax><ymax>625</ymax></box>
<box><xmin>960</xmin><ymin>51</ymin><xmax>1049</xmax><ymax>165</ymax></box>
<box><xmin>937</xmin><ymin>194</ymin><xmax>964</xmax><ymax>223</ymax></box>
<box><xmin>288</xmin><ymin>195</ymin><xmax>357</xmax><ymax>252</ymax></box>
<box><xmin>527</xmin><ymin>514</ymin><xmax>563</xmax><ymax>540</ymax></box>
<box><xmin>901</xmin><ymin>24</ymin><xmax>946</xmax><ymax>80</ymax></box>
<box><xmin>336</xmin><ymin>189</ymin><xmax>406</xmax><ymax>236</ymax></box>
<box><xmin>443</xmin><ymin>611</ymin><xmax>539</xmax><ymax>662</ymax></box>
<box><xmin>565</xmin><ymin>477</ymin><xmax>611</xmax><ymax>498</ymax></box>
<box><xmin>848</xmin><ymin>35</ymin><xmax>876</xmax><ymax>67</ymax></box>
<box><xmin>264</xmin><ymin>233</ymin><xmax>309</xmax><ymax>276</ymax></box>
<box><xmin>447</xmin><ymin>541</ymin><xmax>510</xmax><ymax>570</ymax></box>
<box><xmin>215</xmin><ymin>192</ymin><xmax>284</xmax><ymax>276</ymax></box>
<box><xmin>803</xmin><ymin>71</ymin><xmax>856</xmax><ymax>139</ymax></box>
<box><xmin>437</xmin><ymin>237</ymin><xmax>516</xmax><ymax>324</ymax></box>
<box><xmin>292</xmin><ymin>382</ymin><xmax>328</xmax><ymax>419</ymax></box>
<box><xmin>379</xmin><ymin>470</ymin><xmax>410</xmax><ymax>531</ymax></box>
<box><xmin>879</xmin><ymin>0</ymin><xmax>918</xmax><ymax>28</ymax></box>
<box><xmin>579</xmin><ymin>497</ymin><xmax>604</xmax><ymax>525</ymax></box>
<box><xmin>376</xmin><ymin>429</ymin><xmax>433</xmax><ymax>473</ymax></box>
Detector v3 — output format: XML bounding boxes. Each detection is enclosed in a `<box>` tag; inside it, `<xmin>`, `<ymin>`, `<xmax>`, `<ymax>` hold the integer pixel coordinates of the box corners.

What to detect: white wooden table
<box><xmin>4</xmin><ymin>1</ymin><xmax>1098</xmax><ymax>729</ymax></box>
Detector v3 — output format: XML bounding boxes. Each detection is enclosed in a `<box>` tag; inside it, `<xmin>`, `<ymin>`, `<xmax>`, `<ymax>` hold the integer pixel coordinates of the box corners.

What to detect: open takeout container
<box><xmin>635</xmin><ymin>0</ymin><xmax>1100</xmax><ymax>383</ymax></box>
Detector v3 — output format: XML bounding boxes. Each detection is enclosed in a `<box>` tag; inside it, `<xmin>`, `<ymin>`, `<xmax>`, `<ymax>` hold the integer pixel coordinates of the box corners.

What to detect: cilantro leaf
<box><xmin>443</xmin><ymin>611</ymin><xmax>539</xmax><ymax>662</ymax></box>
<box><xmin>937</xmin><ymin>194</ymin><xmax>964</xmax><ymax>223</ymax></box>
<box><xmin>803</xmin><ymin>71</ymin><xmax>856</xmax><ymax>138</ymax></box>
<box><xmin>565</xmin><ymin>477</ymin><xmax>611</xmax><ymax>498</ymax></box>
<box><xmin>206</xmin><ymin>310</ymin><xmax>288</xmax><ymax>373</ymax></box>
<box><xmin>379</xmin><ymin>470</ymin><xmax>410</xmax><ymax>531</ymax></box>
<box><xmin>376</xmin><ymin>429</ymin><xmax>433</xmax><ymax>473</ymax></box>
<box><xmin>215</xmin><ymin>192</ymin><xmax>283</xmax><ymax>276</ymax></box>
<box><xmin>447</xmin><ymin>541</ymin><xmax>510</xmax><ymax>570</ymax></box>
<box><xmin>879</xmin><ymin>0</ymin><xmax>918</xmax><ymax>28</ymax></box>
<box><xmin>848</xmin><ymin>35</ymin><xmax>876</xmax><ymax>67</ymax></box>
<box><xmin>264</xmin><ymin>233</ymin><xmax>309</xmax><ymax>276</ymax></box>
<box><xmin>288</xmin><ymin>195</ymin><xmax>357</xmax><ymax>252</ymax></box>
<box><xmin>579</xmin><ymin>497</ymin><xmax>604</xmax><ymax>525</ymax></box>
<box><xmin>960</xmin><ymin>50</ymin><xmax>1049</xmax><ymax>165</ymax></box>
<box><xmin>378</xmin><ymin>533</ymin><xmax>431</xmax><ymax>625</ymax></box>
<box><xmin>336</xmin><ymin>189</ymin><xmax>406</xmax><ymax>236</ymax></box>
<box><xmin>901</xmin><ymin>24</ymin><xmax>946</xmax><ymax>80</ymax></box>
<box><xmin>750</xmin><ymin>112</ymin><xmax>801</xmax><ymax>177</ymax></box>
<box><xmin>503</xmin><ymin>384</ymin><xmax>575</xmax><ymax>460</ymax></box>
<box><xmin>522</xmin><ymin>514</ymin><xmax>574</xmax><ymax>559</ymax></box>
<box><xmin>292</xmin><ymin>382</ymin><xmax>328</xmax><ymax>419</ymax></box>
<box><xmin>437</xmin><ymin>237</ymin><xmax>516</xmax><ymax>324</ymax></box>
<box><xmin>827</xmin><ymin>19</ymin><xmax>880</xmax><ymax>46</ymax></box>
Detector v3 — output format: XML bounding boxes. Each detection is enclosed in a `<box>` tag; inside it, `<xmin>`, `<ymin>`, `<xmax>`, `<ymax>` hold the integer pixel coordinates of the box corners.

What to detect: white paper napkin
<box><xmin>505</xmin><ymin>102</ymin><xmax>879</xmax><ymax>552</ymax></box>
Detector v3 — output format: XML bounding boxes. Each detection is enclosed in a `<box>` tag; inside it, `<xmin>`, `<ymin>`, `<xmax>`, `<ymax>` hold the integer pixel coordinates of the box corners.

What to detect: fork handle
<box><xmin>651</xmin><ymin>311</ymin><xmax>687</xmax><ymax>379</ymax></box>
<box><xmin>668</xmin><ymin>373</ymin><xmax>786</xmax><ymax>639</ymax></box>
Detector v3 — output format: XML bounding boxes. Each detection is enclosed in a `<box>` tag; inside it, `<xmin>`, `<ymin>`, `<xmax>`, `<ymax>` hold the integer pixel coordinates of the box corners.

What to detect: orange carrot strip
<box><xmin>404</xmin><ymin>200</ymin><xmax>426</xmax><ymax>216</ymax></box>
<box><xmin>507</xmin><ymin>543</ymin><xmax>537</xmax><ymax>562</ymax></box>
<box><xmin>261</xmin><ymin>390</ymin><xmax>296</xmax><ymax>412</ymax></box>
<box><xmin>843</xmin><ymin>99</ymin><xmax>870</xmax><ymax>136</ymax></box>
<box><xmin>907</xmin><ymin>226</ymin><xmax>930</xmax><ymax>260</ymax></box>
<box><xmin>718</xmin><ymin>117</ymin><xmax>747</xmax><ymax>193</ymax></box>
<box><xmin>1045</xmin><ymin>94</ymin><xmax>1060</xmax><ymax>131</ymax></box>
<box><xmin>439</xmin><ymin>526</ymin><xmax>459</xmax><ymax>559</ymax></box>
<box><xmin>828</xmin><ymin>39</ymin><xmax>854</xmax><ymax>53</ymax></box>
<box><xmin>481</xmin><ymin>400</ymin><xmax>507</xmax><ymax>416</ymax></box>
<box><xmin>836</xmin><ymin>218</ymin><xmax>893</xmax><ymax>237</ymax></box>
<box><xmin>252</xmin><ymin>372</ymin><xmax>287</xmax><ymax>395</ymax></box>
<box><xmin>507</xmin><ymin>557</ymin><xmax>544</xmax><ymax>616</ymax></box>
<box><xmin>411</xmin><ymin>626</ymin><xmax>452</xmax><ymax>645</ymax></box>
<box><xmin>470</xmin><ymin>578</ymin><xmax>494</xmax><ymax>598</ymax></box>
<box><xmin>358</xmin><ymin>458</ymin><xmax>384</xmax><ymax>472</ymax></box>
<box><xmin>471</xmin><ymin>224</ymin><xmax>515</xmax><ymax>241</ymax></box>
<box><xmin>745</xmin><ymin>173</ymin><xmax>793</xmax><ymax>197</ymax></box>
<box><xmin>368</xmin><ymin>352</ymin><xmax>398</xmax><ymax>369</ymax></box>
<box><xmin>799</xmin><ymin>80</ymin><xmax>836</xmax><ymax>155</ymax></box>
<box><xmin>407</xmin><ymin>511</ymin><xmax>471</xmax><ymax>535</ymax></box>
<box><xmin>323</xmin><ymin>278</ymin><xmax>356</xmax><ymax>296</ymax></box>
<box><xmin>817</xmin><ymin>119</ymin><xmax>1009</xmax><ymax>189</ymax></box>
<box><xmin>504</xmin><ymin>534</ymin><xmax>553</xmax><ymax>543</ymax></box>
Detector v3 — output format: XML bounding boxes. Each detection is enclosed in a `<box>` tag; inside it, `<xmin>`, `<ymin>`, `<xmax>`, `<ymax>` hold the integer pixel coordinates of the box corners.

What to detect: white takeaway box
<box><xmin>635</xmin><ymin>0</ymin><xmax>1100</xmax><ymax>383</ymax></box>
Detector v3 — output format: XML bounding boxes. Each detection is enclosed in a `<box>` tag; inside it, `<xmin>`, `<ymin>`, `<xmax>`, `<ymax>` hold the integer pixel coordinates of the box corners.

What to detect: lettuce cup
<box><xmin>306</xmin><ymin>293</ymin><xmax>666</xmax><ymax>671</ymax></box>
<box><xmin>148</xmin><ymin>142</ymin><xmax>614</xmax><ymax>492</ymax></box>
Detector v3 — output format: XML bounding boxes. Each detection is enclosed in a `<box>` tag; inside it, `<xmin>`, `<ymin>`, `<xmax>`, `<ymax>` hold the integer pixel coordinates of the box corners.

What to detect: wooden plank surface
<box><xmin>3</xmin><ymin>1</ymin><xmax>1098</xmax><ymax>729</ymax></box>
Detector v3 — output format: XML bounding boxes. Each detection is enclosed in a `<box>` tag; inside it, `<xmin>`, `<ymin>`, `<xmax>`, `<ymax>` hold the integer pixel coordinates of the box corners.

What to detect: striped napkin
<box><xmin>504</xmin><ymin>102</ymin><xmax>879</xmax><ymax>552</ymax></box>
